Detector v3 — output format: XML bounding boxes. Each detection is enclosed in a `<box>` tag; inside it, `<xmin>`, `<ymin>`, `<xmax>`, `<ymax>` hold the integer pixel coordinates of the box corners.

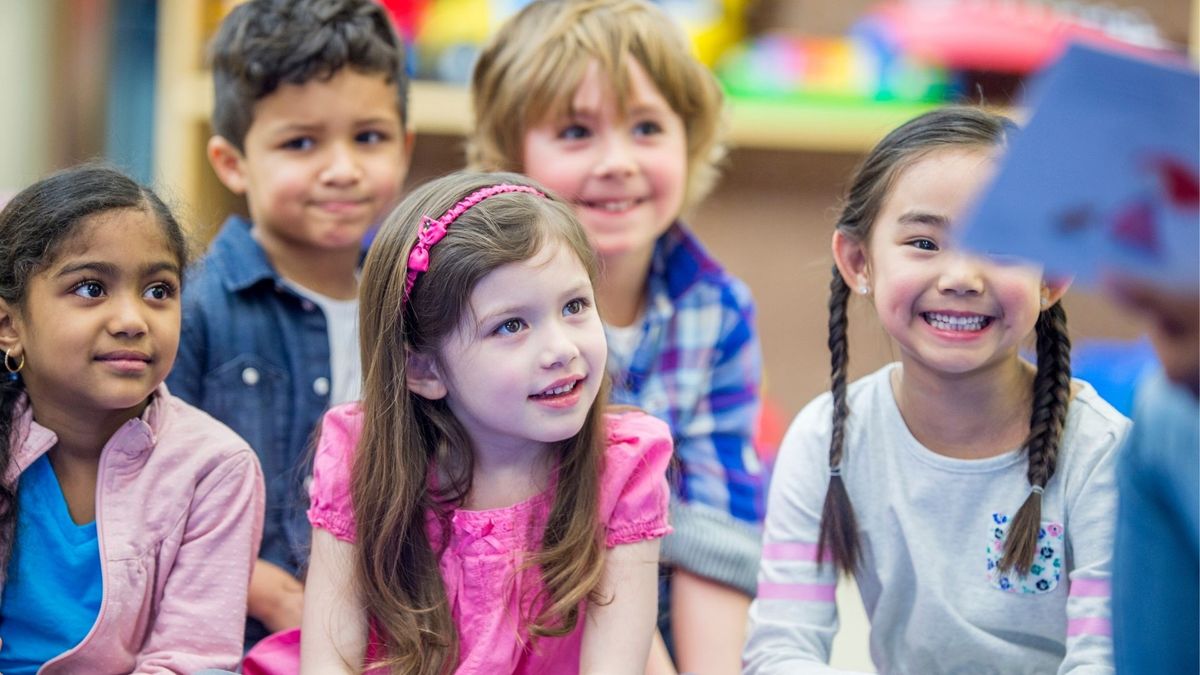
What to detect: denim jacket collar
<box><xmin>6</xmin><ymin>384</ymin><xmax>168</xmax><ymax>483</ymax></box>
<box><xmin>206</xmin><ymin>215</ymin><xmax>281</xmax><ymax>294</ymax></box>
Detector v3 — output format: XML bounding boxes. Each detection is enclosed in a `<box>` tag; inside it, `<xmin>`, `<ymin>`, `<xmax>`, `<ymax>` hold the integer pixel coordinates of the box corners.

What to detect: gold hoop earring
<box><xmin>4</xmin><ymin>349</ymin><xmax>23</xmax><ymax>374</ymax></box>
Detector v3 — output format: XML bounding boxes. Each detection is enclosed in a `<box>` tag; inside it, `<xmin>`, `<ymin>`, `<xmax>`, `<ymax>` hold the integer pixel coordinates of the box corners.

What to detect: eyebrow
<box><xmin>897</xmin><ymin>211</ymin><xmax>950</xmax><ymax>228</ymax></box>
<box><xmin>475</xmin><ymin>280</ymin><xmax>593</xmax><ymax>324</ymax></box>
<box><xmin>55</xmin><ymin>260</ymin><xmax>182</xmax><ymax>279</ymax></box>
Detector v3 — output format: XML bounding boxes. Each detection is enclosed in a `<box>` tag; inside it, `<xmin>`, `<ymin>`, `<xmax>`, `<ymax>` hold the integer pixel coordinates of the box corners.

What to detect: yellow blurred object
<box><xmin>667</xmin><ymin>0</ymin><xmax>747</xmax><ymax>67</ymax></box>
<box><xmin>421</xmin><ymin>0</ymin><xmax>492</xmax><ymax>51</ymax></box>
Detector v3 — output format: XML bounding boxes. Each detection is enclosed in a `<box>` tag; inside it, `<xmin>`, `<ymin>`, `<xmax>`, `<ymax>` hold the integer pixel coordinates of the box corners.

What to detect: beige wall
<box><xmin>0</xmin><ymin>1</ymin><xmax>53</xmax><ymax>191</ymax></box>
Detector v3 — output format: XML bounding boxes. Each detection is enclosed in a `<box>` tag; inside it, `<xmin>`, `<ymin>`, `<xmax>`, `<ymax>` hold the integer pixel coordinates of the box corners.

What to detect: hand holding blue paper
<box><xmin>960</xmin><ymin>43</ymin><xmax>1198</xmax><ymax>291</ymax></box>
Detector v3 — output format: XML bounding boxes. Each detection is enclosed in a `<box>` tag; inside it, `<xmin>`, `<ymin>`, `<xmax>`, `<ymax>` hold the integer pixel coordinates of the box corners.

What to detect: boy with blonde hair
<box><xmin>470</xmin><ymin>2</ymin><xmax>764</xmax><ymax>671</ymax></box>
<box><xmin>167</xmin><ymin>0</ymin><xmax>412</xmax><ymax>646</ymax></box>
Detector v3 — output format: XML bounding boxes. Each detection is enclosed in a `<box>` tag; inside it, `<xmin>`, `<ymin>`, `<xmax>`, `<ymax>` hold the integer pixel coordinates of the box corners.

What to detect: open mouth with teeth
<box><xmin>580</xmin><ymin>197</ymin><xmax>647</xmax><ymax>213</ymax></box>
<box><xmin>922</xmin><ymin>312</ymin><xmax>993</xmax><ymax>332</ymax></box>
<box><xmin>531</xmin><ymin>378</ymin><xmax>583</xmax><ymax>399</ymax></box>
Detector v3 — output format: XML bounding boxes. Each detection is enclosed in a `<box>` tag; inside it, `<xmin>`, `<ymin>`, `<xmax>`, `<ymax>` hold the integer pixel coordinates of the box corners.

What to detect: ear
<box><xmin>0</xmin><ymin>299</ymin><xmax>23</xmax><ymax>357</ymax></box>
<box><xmin>207</xmin><ymin>135</ymin><xmax>249</xmax><ymax>195</ymax></box>
<box><xmin>832</xmin><ymin>230</ymin><xmax>871</xmax><ymax>292</ymax></box>
<box><xmin>405</xmin><ymin>350</ymin><xmax>448</xmax><ymax>400</ymax></box>
<box><xmin>1042</xmin><ymin>276</ymin><xmax>1073</xmax><ymax>309</ymax></box>
<box><xmin>402</xmin><ymin>129</ymin><xmax>416</xmax><ymax>166</ymax></box>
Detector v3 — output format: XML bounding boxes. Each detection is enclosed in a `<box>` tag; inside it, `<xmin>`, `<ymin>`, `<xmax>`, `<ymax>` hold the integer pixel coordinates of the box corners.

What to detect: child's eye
<box><xmin>281</xmin><ymin>137</ymin><xmax>314</xmax><ymax>151</ymax></box>
<box><xmin>558</xmin><ymin>124</ymin><xmax>591</xmax><ymax>141</ymax></box>
<box><xmin>356</xmin><ymin>130</ymin><xmax>387</xmax><ymax>144</ymax></box>
<box><xmin>909</xmin><ymin>238</ymin><xmax>939</xmax><ymax>251</ymax></box>
<box><xmin>632</xmin><ymin>120</ymin><xmax>662</xmax><ymax>136</ymax></box>
<box><xmin>494</xmin><ymin>318</ymin><xmax>527</xmax><ymax>336</ymax></box>
<box><xmin>143</xmin><ymin>282</ymin><xmax>177</xmax><ymax>301</ymax></box>
<box><xmin>72</xmin><ymin>281</ymin><xmax>105</xmax><ymax>299</ymax></box>
<box><xmin>563</xmin><ymin>297</ymin><xmax>590</xmax><ymax>316</ymax></box>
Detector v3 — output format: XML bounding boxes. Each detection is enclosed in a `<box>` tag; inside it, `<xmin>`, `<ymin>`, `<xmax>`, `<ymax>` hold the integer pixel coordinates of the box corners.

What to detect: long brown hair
<box><xmin>821</xmin><ymin>107</ymin><xmax>1072</xmax><ymax>577</ymax></box>
<box><xmin>353</xmin><ymin>171</ymin><xmax>610</xmax><ymax>674</ymax></box>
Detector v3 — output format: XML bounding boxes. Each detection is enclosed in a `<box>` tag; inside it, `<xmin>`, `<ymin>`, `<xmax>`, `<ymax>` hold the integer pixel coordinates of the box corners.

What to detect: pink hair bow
<box><xmin>402</xmin><ymin>184</ymin><xmax>546</xmax><ymax>302</ymax></box>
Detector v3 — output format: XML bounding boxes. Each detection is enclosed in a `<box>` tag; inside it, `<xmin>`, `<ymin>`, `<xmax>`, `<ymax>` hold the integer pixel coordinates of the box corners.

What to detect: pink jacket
<box><xmin>0</xmin><ymin>385</ymin><xmax>265</xmax><ymax>674</ymax></box>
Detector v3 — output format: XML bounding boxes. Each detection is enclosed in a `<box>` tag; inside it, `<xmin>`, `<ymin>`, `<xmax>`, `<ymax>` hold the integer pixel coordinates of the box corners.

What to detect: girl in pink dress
<box><xmin>299</xmin><ymin>171</ymin><xmax>673</xmax><ymax>674</ymax></box>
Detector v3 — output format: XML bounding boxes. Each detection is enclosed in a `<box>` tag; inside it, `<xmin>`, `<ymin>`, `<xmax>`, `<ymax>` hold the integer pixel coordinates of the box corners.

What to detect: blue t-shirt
<box><xmin>0</xmin><ymin>454</ymin><xmax>102</xmax><ymax>673</ymax></box>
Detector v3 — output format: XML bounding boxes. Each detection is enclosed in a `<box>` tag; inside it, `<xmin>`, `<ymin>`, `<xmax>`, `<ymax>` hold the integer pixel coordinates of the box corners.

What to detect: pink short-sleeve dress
<box><xmin>306</xmin><ymin>403</ymin><xmax>673</xmax><ymax>674</ymax></box>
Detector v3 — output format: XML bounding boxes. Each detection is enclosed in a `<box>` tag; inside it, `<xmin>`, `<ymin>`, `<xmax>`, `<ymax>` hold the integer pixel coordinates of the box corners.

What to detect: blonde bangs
<box><xmin>469</xmin><ymin>0</ymin><xmax>726</xmax><ymax>206</ymax></box>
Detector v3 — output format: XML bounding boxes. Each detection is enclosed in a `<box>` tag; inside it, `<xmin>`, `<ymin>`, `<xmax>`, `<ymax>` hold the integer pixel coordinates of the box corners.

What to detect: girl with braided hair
<box><xmin>744</xmin><ymin>107</ymin><xmax>1131</xmax><ymax>674</ymax></box>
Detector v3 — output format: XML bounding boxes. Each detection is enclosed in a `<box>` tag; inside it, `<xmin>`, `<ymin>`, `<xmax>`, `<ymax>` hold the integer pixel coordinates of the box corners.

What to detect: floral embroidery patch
<box><xmin>985</xmin><ymin>513</ymin><xmax>1064</xmax><ymax>594</ymax></box>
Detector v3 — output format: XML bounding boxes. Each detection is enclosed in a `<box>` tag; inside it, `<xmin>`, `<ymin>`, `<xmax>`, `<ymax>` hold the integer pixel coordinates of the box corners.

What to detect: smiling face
<box><xmin>417</xmin><ymin>239</ymin><xmax>608</xmax><ymax>457</ymax></box>
<box><xmin>521</xmin><ymin>59</ymin><xmax>687</xmax><ymax>264</ymax></box>
<box><xmin>210</xmin><ymin>68</ymin><xmax>409</xmax><ymax>255</ymax></box>
<box><xmin>836</xmin><ymin>147</ymin><xmax>1060</xmax><ymax>378</ymax></box>
<box><xmin>4</xmin><ymin>208</ymin><xmax>182</xmax><ymax>425</ymax></box>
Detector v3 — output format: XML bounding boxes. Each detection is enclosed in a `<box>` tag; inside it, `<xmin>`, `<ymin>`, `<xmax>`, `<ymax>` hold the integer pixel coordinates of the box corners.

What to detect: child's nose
<box><xmin>594</xmin><ymin>134</ymin><xmax>637</xmax><ymax>179</ymax></box>
<box><xmin>320</xmin><ymin>143</ymin><xmax>363</xmax><ymax>185</ymax></box>
<box><xmin>108</xmin><ymin>295</ymin><xmax>150</xmax><ymax>337</ymax></box>
<box><xmin>937</xmin><ymin>253</ymin><xmax>986</xmax><ymax>296</ymax></box>
<box><xmin>539</xmin><ymin>323</ymin><xmax>580</xmax><ymax>369</ymax></box>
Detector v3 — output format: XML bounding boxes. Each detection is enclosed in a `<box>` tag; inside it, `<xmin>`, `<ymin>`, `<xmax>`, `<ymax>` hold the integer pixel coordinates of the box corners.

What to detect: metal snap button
<box><xmin>313</xmin><ymin>377</ymin><xmax>330</xmax><ymax>396</ymax></box>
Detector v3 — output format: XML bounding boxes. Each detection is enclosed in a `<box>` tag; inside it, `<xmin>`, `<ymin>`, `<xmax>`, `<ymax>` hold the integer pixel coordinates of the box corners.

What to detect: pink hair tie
<box><xmin>402</xmin><ymin>183</ymin><xmax>546</xmax><ymax>302</ymax></box>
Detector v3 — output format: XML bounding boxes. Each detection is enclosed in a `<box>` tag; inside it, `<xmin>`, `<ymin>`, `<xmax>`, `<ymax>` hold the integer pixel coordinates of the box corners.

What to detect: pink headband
<box><xmin>402</xmin><ymin>184</ymin><xmax>547</xmax><ymax>302</ymax></box>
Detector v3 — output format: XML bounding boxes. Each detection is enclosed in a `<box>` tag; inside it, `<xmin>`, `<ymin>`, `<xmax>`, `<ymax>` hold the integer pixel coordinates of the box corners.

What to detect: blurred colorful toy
<box><xmin>857</xmin><ymin>0</ymin><xmax>1173</xmax><ymax>75</ymax></box>
<box><xmin>717</xmin><ymin>33</ymin><xmax>950</xmax><ymax>103</ymax></box>
<box><xmin>407</xmin><ymin>0</ymin><xmax>749</xmax><ymax>82</ymax></box>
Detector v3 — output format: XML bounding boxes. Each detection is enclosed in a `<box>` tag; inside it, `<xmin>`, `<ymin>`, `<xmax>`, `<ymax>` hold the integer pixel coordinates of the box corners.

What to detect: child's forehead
<box><xmin>49</xmin><ymin>209</ymin><xmax>175</xmax><ymax>265</ymax></box>
<box><xmin>534</xmin><ymin>56</ymin><xmax>671</xmax><ymax>122</ymax></box>
<box><xmin>249</xmin><ymin>68</ymin><xmax>402</xmax><ymax>128</ymax></box>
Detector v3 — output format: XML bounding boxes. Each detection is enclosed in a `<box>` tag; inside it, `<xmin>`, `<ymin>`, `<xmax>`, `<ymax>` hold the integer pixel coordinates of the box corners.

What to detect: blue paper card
<box><xmin>960</xmin><ymin>43</ymin><xmax>1199</xmax><ymax>290</ymax></box>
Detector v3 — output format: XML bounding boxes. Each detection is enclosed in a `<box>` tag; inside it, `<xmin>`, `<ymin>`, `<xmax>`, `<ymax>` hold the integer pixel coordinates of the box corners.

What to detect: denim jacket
<box><xmin>168</xmin><ymin>216</ymin><xmax>335</xmax><ymax>582</ymax></box>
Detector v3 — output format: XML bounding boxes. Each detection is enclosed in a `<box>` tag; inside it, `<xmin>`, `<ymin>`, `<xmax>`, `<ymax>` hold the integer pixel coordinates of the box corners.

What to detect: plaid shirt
<box><xmin>608</xmin><ymin>222</ymin><xmax>765</xmax><ymax>594</ymax></box>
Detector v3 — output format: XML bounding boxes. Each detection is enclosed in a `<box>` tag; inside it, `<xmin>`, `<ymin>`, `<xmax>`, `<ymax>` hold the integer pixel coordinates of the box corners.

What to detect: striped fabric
<box><xmin>607</xmin><ymin>222</ymin><xmax>766</xmax><ymax>593</ymax></box>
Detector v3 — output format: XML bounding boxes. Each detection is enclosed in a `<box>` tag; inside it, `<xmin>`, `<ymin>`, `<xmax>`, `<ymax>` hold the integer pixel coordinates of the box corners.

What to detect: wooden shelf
<box><xmin>152</xmin><ymin>0</ymin><xmax>1009</xmax><ymax>230</ymax></box>
<box><xmin>408</xmin><ymin>82</ymin><xmax>946</xmax><ymax>153</ymax></box>
<box><xmin>167</xmin><ymin>75</ymin><xmax>943</xmax><ymax>153</ymax></box>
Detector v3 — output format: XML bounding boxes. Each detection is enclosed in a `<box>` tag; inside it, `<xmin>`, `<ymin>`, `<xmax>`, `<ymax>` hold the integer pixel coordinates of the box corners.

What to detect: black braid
<box><xmin>818</xmin><ymin>266</ymin><xmax>861</xmax><ymax>574</ymax></box>
<box><xmin>999</xmin><ymin>302</ymin><xmax>1071</xmax><ymax>574</ymax></box>
<box><xmin>0</xmin><ymin>376</ymin><xmax>25</xmax><ymax>569</ymax></box>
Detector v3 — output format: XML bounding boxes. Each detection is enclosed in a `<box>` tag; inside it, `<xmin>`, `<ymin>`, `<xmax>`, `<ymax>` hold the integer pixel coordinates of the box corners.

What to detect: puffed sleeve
<box><xmin>306</xmin><ymin>403</ymin><xmax>363</xmax><ymax>542</ymax></box>
<box><xmin>600</xmin><ymin>411</ymin><xmax>674</xmax><ymax>548</ymax></box>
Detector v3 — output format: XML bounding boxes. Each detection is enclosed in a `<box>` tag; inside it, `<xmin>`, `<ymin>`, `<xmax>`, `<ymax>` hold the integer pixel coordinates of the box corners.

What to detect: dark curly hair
<box><xmin>209</xmin><ymin>0</ymin><xmax>409</xmax><ymax>151</ymax></box>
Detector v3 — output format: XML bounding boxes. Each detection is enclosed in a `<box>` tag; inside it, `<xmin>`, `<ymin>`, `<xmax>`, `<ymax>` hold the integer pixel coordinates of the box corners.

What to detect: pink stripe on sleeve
<box><xmin>762</xmin><ymin>542</ymin><xmax>832</xmax><ymax>562</ymax></box>
<box><xmin>1067</xmin><ymin>617</ymin><xmax>1113</xmax><ymax>637</ymax></box>
<box><xmin>757</xmin><ymin>582</ymin><xmax>837</xmax><ymax>602</ymax></box>
<box><xmin>1069</xmin><ymin>578</ymin><xmax>1111</xmax><ymax>598</ymax></box>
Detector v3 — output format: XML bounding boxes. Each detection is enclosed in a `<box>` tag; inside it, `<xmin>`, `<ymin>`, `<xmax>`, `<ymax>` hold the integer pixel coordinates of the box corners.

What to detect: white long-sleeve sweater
<box><xmin>745</xmin><ymin>363</ymin><xmax>1130</xmax><ymax>675</ymax></box>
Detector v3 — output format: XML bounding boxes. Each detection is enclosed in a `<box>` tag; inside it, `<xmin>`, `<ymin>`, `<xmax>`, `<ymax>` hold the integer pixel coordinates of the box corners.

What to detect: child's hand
<box><xmin>248</xmin><ymin>559</ymin><xmax>305</xmax><ymax>632</ymax></box>
<box><xmin>1106</xmin><ymin>274</ymin><xmax>1200</xmax><ymax>397</ymax></box>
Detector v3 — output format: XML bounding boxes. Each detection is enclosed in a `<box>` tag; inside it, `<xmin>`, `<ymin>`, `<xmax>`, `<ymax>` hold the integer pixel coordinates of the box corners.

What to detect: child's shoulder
<box><xmin>1061</xmin><ymin>378</ymin><xmax>1133</xmax><ymax>461</ymax></box>
<box><xmin>602</xmin><ymin>408</ymin><xmax>671</xmax><ymax>455</ymax></box>
<box><xmin>598</xmin><ymin>409</ymin><xmax>673</xmax><ymax>538</ymax></box>
<box><xmin>794</xmin><ymin>363</ymin><xmax>896</xmax><ymax>423</ymax></box>
<box><xmin>158</xmin><ymin>387</ymin><xmax>260</xmax><ymax>465</ymax></box>
<box><xmin>186</xmin><ymin>215</ymin><xmax>275</xmax><ymax>291</ymax></box>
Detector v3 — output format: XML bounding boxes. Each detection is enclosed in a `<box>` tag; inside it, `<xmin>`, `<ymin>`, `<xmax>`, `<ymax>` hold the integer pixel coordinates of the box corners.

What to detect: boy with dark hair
<box><xmin>167</xmin><ymin>0</ymin><xmax>412</xmax><ymax>644</ymax></box>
